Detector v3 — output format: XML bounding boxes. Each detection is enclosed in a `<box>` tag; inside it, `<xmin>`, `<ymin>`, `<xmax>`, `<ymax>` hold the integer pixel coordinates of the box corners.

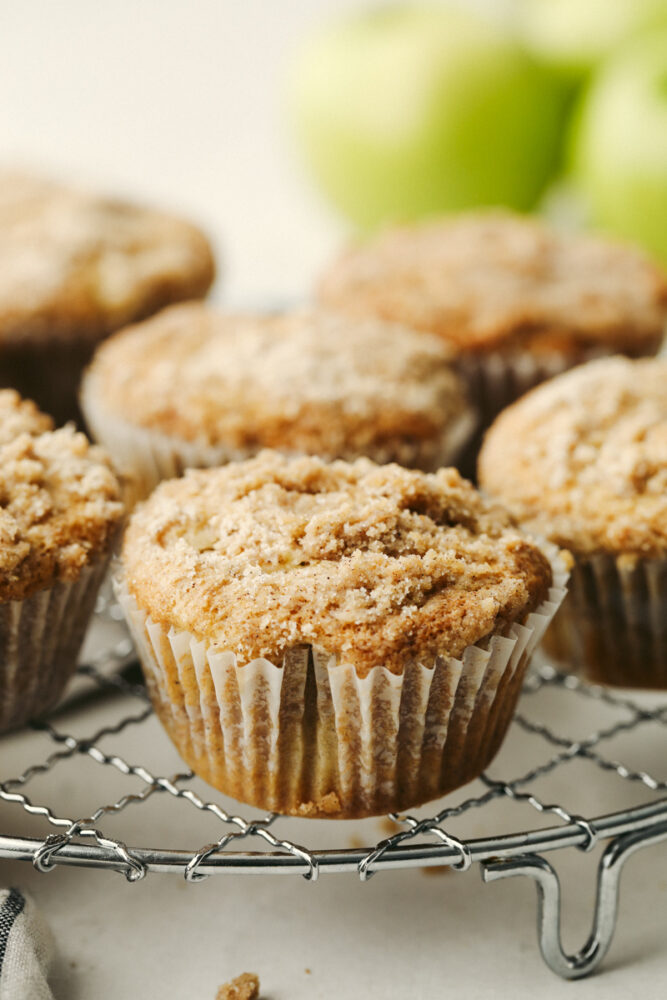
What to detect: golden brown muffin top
<box><xmin>84</xmin><ymin>303</ymin><xmax>472</xmax><ymax>464</ymax></box>
<box><xmin>0</xmin><ymin>170</ymin><xmax>215</xmax><ymax>345</ymax></box>
<box><xmin>0</xmin><ymin>389</ymin><xmax>53</xmax><ymax>445</ymax></box>
<box><xmin>122</xmin><ymin>451</ymin><xmax>553</xmax><ymax>676</ymax></box>
<box><xmin>478</xmin><ymin>357</ymin><xmax>667</xmax><ymax>558</ymax></box>
<box><xmin>318</xmin><ymin>211</ymin><xmax>667</xmax><ymax>356</ymax></box>
<box><xmin>0</xmin><ymin>390</ymin><xmax>124</xmax><ymax>602</ymax></box>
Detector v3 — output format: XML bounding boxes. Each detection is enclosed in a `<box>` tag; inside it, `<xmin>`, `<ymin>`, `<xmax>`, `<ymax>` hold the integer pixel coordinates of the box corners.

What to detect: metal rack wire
<box><xmin>1</xmin><ymin>602</ymin><xmax>667</xmax><ymax>980</ymax></box>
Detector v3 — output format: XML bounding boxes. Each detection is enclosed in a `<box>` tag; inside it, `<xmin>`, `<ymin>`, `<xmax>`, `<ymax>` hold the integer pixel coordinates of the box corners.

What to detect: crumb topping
<box><xmin>0</xmin><ymin>389</ymin><xmax>53</xmax><ymax>445</ymax></box>
<box><xmin>215</xmin><ymin>973</ymin><xmax>260</xmax><ymax>1000</ymax></box>
<box><xmin>122</xmin><ymin>451</ymin><xmax>553</xmax><ymax>676</ymax></box>
<box><xmin>0</xmin><ymin>391</ymin><xmax>124</xmax><ymax>601</ymax></box>
<box><xmin>478</xmin><ymin>357</ymin><xmax>667</xmax><ymax>556</ymax></box>
<box><xmin>0</xmin><ymin>170</ymin><xmax>214</xmax><ymax>344</ymax></box>
<box><xmin>318</xmin><ymin>211</ymin><xmax>667</xmax><ymax>354</ymax></box>
<box><xmin>85</xmin><ymin>303</ymin><xmax>471</xmax><ymax>463</ymax></box>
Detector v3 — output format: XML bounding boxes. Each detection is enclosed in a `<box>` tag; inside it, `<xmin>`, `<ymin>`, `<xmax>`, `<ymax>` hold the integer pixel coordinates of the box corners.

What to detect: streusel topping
<box><xmin>0</xmin><ymin>170</ymin><xmax>214</xmax><ymax>344</ymax></box>
<box><xmin>0</xmin><ymin>389</ymin><xmax>53</xmax><ymax>446</ymax></box>
<box><xmin>478</xmin><ymin>357</ymin><xmax>667</xmax><ymax>556</ymax></box>
<box><xmin>0</xmin><ymin>393</ymin><xmax>124</xmax><ymax>601</ymax></box>
<box><xmin>318</xmin><ymin>211</ymin><xmax>667</xmax><ymax>354</ymax></box>
<box><xmin>85</xmin><ymin>304</ymin><xmax>471</xmax><ymax>465</ymax></box>
<box><xmin>122</xmin><ymin>451</ymin><xmax>553</xmax><ymax>676</ymax></box>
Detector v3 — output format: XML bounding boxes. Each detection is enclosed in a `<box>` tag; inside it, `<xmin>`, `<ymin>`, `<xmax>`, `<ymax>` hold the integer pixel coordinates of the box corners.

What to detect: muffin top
<box><xmin>318</xmin><ymin>211</ymin><xmax>667</xmax><ymax>356</ymax></box>
<box><xmin>0</xmin><ymin>389</ymin><xmax>53</xmax><ymax>445</ymax></box>
<box><xmin>84</xmin><ymin>303</ymin><xmax>471</xmax><ymax>465</ymax></box>
<box><xmin>122</xmin><ymin>451</ymin><xmax>553</xmax><ymax>676</ymax></box>
<box><xmin>478</xmin><ymin>357</ymin><xmax>667</xmax><ymax>558</ymax></box>
<box><xmin>0</xmin><ymin>390</ymin><xmax>124</xmax><ymax>601</ymax></box>
<box><xmin>0</xmin><ymin>170</ymin><xmax>215</xmax><ymax>345</ymax></box>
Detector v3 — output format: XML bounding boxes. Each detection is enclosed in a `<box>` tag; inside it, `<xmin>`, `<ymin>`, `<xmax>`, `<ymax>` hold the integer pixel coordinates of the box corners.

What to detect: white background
<box><xmin>0</xmin><ymin>0</ymin><xmax>508</xmax><ymax>304</ymax></box>
<box><xmin>1</xmin><ymin>2</ymin><xmax>667</xmax><ymax>998</ymax></box>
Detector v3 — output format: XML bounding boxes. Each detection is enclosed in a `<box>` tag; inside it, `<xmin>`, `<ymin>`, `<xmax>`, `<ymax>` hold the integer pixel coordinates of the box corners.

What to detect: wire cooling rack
<box><xmin>1</xmin><ymin>601</ymin><xmax>667</xmax><ymax>981</ymax></box>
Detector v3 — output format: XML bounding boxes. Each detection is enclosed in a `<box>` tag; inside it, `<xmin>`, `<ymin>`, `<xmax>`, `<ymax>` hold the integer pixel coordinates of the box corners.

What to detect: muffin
<box><xmin>478</xmin><ymin>356</ymin><xmax>667</xmax><ymax>688</ymax></box>
<box><xmin>0</xmin><ymin>170</ymin><xmax>215</xmax><ymax>424</ymax></box>
<box><xmin>318</xmin><ymin>211</ymin><xmax>667</xmax><ymax>431</ymax></box>
<box><xmin>0</xmin><ymin>390</ymin><xmax>124</xmax><ymax>732</ymax></box>
<box><xmin>116</xmin><ymin>451</ymin><xmax>567</xmax><ymax>818</ymax></box>
<box><xmin>81</xmin><ymin>303</ymin><xmax>476</xmax><ymax>502</ymax></box>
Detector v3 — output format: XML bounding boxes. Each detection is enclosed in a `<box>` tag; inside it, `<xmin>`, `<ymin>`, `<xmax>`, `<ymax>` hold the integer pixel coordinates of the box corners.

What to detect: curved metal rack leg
<box><xmin>481</xmin><ymin>820</ymin><xmax>667</xmax><ymax>979</ymax></box>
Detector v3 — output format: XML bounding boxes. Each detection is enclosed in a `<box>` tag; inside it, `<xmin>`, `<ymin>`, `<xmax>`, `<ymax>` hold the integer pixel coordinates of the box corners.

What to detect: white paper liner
<box><xmin>0</xmin><ymin>558</ymin><xmax>110</xmax><ymax>733</ymax></box>
<box><xmin>81</xmin><ymin>373</ymin><xmax>478</xmax><ymax>506</ymax></box>
<box><xmin>80</xmin><ymin>376</ymin><xmax>247</xmax><ymax>505</ymax></box>
<box><xmin>542</xmin><ymin>553</ymin><xmax>667</xmax><ymax>689</ymax></box>
<box><xmin>115</xmin><ymin>546</ymin><xmax>567</xmax><ymax>818</ymax></box>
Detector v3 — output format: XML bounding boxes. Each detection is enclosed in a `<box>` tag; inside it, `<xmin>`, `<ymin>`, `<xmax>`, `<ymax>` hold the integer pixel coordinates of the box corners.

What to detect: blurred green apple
<box><xmin>571</xmin><ymin>30</ymin><xmax>667</xmax><ymax>264</ymax></box>
<box><xmin>288</xmin><ymin>4</ymin><xmax>569</xmax><ymax>230</ymax></box>
<box><xmin>515</xmin><ymin>0</ymin><xmax>667</xmax><ymax>80</ymax></box>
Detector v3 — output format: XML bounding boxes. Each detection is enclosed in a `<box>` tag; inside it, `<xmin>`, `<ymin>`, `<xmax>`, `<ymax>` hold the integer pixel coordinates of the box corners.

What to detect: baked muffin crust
<box><xmin>478</xmin><ymin>357</ymin><xmax>667</xmax><ymax>557</ymax></box>
<box><xmin>0</xmin><ymin>171</ymin><xmax>215</xmax><ymax>345</ymax></box>
<box><xmin>122</xmin><ymin>451</ymin><xmax>553</xmax><ymax>676</ymax></box>
<box><xmin>318</xmin><ymin>211</ymin><xmax>667</xmax><ymax>355</ymax></box>
<box><xmin>85</xmin><ymin>303</ymin><xmax>472</xmax><ymax>467</ymax></box>
<box><xmin>0</xmin><ymin>389</ymin><xmax>53</xmax><ymax>445</ymax></box>
<box><xmin>0</xmin><ymin>390</ymin><xmax>124</xmax><ymax>601</ymax></box>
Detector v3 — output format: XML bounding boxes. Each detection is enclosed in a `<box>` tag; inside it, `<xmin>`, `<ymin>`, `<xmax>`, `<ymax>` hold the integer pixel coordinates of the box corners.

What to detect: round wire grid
<box><xmin>1</xmin><ymin>596</ymin><xmax>667</xmax><ymax>979</ymax></box>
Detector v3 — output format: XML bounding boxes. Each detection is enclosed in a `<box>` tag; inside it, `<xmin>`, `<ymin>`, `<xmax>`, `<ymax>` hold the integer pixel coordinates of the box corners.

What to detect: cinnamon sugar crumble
<box><xmin>318</xmin><ymin>211</ymin><xmax>667</xmax><ymax>355</ymax></box>
<box><xmin>0</xmin><ymin>390</ymin><xmax>124</xmax><ymax>601</ymax></box>
<box><xmin>479</xmin><ymin>357</ymin><xmax>667</xmax><ymax>556</ymax></box>
<box><xmin>122</xmin><ymin>451</ymin><xmax>552</xmax><ymax>676</ymax></box>
<box><xmin>215</xmin><ymin>972</ymin><xmax>260</xmax><ymax>1000</ymax></box>
<box><xmin>85</xmin><ymin>304</ymin><xmax>471</xmax><ymax>466</ymax></box>
<box><xmin>0</xmin><ymin>389</ymin><xmax>53</xmax><ymax>445</ymax></box>
<box><xmin>0</xmin><ymin>170</ymin><xmax>214</xmax><ymax>345</ymax></box>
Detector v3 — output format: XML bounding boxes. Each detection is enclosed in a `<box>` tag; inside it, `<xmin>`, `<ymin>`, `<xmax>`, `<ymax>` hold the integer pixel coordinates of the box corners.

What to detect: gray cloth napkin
<box><xmin>0</xmin><ymin>890</ymin><xmax>54</xmax><ymax>1000</ymax></box>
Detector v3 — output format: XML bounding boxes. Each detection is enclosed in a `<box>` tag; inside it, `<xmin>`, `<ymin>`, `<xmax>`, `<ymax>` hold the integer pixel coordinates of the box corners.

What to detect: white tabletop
<box><xmin>2</xmin><ymin>2</ymin><xmax>667</xmax><ymax>997</ymax></box>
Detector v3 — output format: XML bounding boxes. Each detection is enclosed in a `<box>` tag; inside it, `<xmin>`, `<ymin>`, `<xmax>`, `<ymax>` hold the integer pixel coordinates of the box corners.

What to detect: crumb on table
<box><xmin>215</xmin><ymin>971</ymin><xmax>260</xmax><ymax>1000</ymax></box>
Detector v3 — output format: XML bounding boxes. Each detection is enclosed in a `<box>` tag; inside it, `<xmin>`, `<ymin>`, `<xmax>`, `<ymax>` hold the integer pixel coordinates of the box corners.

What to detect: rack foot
<box><xmin>480</xmin><ymin>821</ymin><xmax>667</xmax><ymax>979</ymax></box>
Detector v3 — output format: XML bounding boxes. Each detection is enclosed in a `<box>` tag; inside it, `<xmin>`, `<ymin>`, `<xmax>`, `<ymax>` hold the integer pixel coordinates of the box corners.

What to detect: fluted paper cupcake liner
<box><xmin>456</xmin><ymin>349</ymin><xmax>586</xmax><ymax>430</ymax></box>
<box><xmin>81</xmin><ymin>380</ymin><xmax>245</xmax><ymax>505</ymax></box>
<box><xmin>542</xmin><ymin>553</ymin><xmax>667</xmax><ymax>689</ymax></box>
<box><xmin>0</xmin><ymin>558</ymin><xmax>110</xmax><ymax>733</ymax></box>
<box><xmin>458</xmin><ymin>348</ymin><xmax>625</xmax><ymax>481</ymax></box>
<box><xmin>115</xmin><ymin>548</ymin><xmax>567</xmax><ymax>818</ymax></box>
<box><xmin>81</xmin><ymin>375</ymin><xmax>478</xmax><ymax>506</ymax></box>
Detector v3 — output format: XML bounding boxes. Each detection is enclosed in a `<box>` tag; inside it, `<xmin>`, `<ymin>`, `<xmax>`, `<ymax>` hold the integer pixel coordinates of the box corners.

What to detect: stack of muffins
<box><xmin>2</xmin><ymin>171</ymin><xmax>666</xmax><ymax>820</ymax></box>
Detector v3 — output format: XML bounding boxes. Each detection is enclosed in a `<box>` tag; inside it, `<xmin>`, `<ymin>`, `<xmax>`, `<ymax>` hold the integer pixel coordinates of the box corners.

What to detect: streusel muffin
<box><xmin>0</xmin><ymin>390</ymin><xmax>124</xmax><ymax>731</ymax></box>
<box><xmin>117</xmin><ymin>451</ymin><xmax>567</xmax><ymax>818</ymax></box>
<box><xmin>0</xmin><ymin>170</ymin><xmax>215</xmax><ymax>424</ymax></box>
<box><xmin>318</xmin><ymin>211</ymin><xmax>667</xmax><ymax>430</ymax></box>
<box><xmin>478</xmin><ymin>356</ymin><xmax>667</xmax><ymax>688</ymax></box>
<box><xmin>81</xmin><ymin>303</ymin><xmax>475</xmax><ymax>502</ymax></box>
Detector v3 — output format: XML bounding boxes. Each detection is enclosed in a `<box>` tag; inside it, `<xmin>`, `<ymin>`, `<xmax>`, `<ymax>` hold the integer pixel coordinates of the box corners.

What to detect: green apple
<box><xmin>288</xmin><ymin>4</ymin><xmax>569</xmax><ymax>230</ymax></box>
<box><xmin>570</xmin><ymin>30</ymin><xmax>667</xmax><ymax>264</ymax></box>
<box><xmin>514</xmin><ymin>0</ymin><xmax>667</xmax><ymax>81</ymax></box>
